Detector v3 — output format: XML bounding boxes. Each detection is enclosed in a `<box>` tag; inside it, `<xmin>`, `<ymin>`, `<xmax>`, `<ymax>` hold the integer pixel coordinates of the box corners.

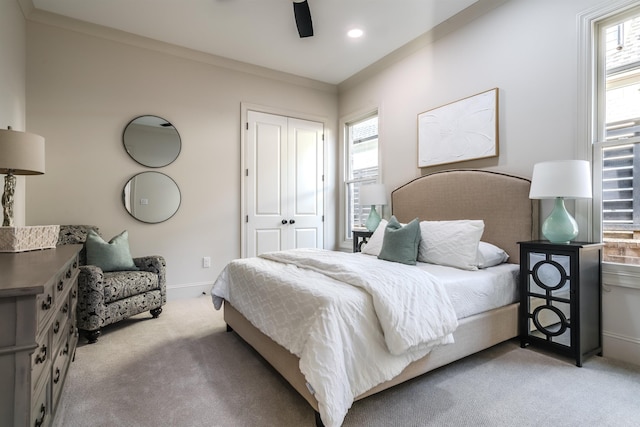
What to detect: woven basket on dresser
<box><xmin>0</xmin><ymin>225</ymin><xmax>60</xmax><ymax>252</ymax></box>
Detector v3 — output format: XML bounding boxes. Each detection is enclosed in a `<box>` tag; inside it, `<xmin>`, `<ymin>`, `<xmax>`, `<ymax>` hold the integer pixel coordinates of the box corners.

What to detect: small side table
<box><xmin>518</xmin><ymin>240</ymin><xmax>603</xmax><ymax>367</ymax></box>
<box><xmin>352</xmin><ymin>229</ymin><xmax>373</xmax><ymax>253</ymax></box>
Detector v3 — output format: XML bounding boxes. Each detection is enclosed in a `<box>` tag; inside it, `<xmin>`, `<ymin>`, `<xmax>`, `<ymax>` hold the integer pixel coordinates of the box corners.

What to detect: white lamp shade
<box><xmin>359</xmin><ymin>183</ymin><xmax>387</xmax><ymax>206</ymax></box>
<box><xmin>0</xmin><ymin>129</ymin><xmax>45</xmax><ymax>175</ymax></box>
<box><xmin>529</xmin><ymin>160</ymin><xmax>592</xmax><ymax>199</ymax></box>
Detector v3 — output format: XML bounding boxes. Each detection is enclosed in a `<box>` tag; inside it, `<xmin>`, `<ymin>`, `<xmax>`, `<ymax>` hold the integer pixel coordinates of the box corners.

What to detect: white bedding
<box><xmin>211</xmin><ymin>249</ymin><xmax>458</xmax><ymax>427</ymax></box>
<box><xmin>413</xmin><ymin>261</ymin><xmax>519</xmax><ymax>319</ymax></box>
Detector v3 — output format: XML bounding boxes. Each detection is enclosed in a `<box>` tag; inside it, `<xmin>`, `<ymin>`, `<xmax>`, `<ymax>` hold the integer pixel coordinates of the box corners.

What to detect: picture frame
<box><xmin>418</xmin><ymin>88</ymin><xmax>499</xmax><ymax>167</ymax></box>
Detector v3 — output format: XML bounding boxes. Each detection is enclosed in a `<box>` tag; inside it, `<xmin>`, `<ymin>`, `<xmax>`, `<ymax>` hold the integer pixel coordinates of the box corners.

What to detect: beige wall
<box><xmin>0</xmin><ymin>0</ymin><xmax>27</xmax><ymax>225</ymax></box>
<box><xmin>339</xmin><ymin>0</ymin><xmax>605</xmax><ymax>193</ymax></box>
<box><xmin>25</xmin><ymin>18</ymin><xmax>338</xmax><ymax>298</ymax></box>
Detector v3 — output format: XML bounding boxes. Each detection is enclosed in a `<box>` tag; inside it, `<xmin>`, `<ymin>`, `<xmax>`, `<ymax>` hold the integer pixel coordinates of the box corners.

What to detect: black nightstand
<box><xmin>352</xmin><ymin>229</ymin><xmax>373</xmax><ymax>253</ymax></box>
<box><xmin>518</xmin><ymin>240</ymin><xmax>604</xmax><ymax>367</ymax></box>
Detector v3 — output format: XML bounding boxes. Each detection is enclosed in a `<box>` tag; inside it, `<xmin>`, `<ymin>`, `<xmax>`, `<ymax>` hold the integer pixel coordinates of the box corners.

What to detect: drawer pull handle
<box><xmin>41</xmin><ymin>295</ymin><xmax>52</xmax><ymax>311</ymax></box>
<box><xmin>62</xmin><ymin>342</ymin><xmax>69</xmax><ymax>356</ymax></box>
<box><xmin>69</xmin><ymin>324</ymin><xmax>75</xmax><ymax>335</ymax></box>
<box><xmin>35</xmin><ymin>345</ymin><xmax>47</xmax><ymax>364</ymax></box>
<box><xmin>66</xmin><ymin>269</ymin><xmax>72</xmax><ymax>278</ymax></box>
<box><xmin>34</xmin><ymin>403</ymin><xmax>45</xmax><ymax>427</ymax></box>
<box><xmin>57</xmin><ymin>280</ymin><xmax>64</xmax><ymax>291</ymax></box>
<box><xmin>62</xmin><ymin>302</ymin><xmax>69</xmax><ymax>314</ymax></box>
<box><xmin>53</xmin><ymin>367</ymin><xmax>61</xmax><ymax>384</ymax></box>
<box><xmin>53</xmin><ymin>321</ymin><xmax>60</xmax><ymax>334</ymax></box>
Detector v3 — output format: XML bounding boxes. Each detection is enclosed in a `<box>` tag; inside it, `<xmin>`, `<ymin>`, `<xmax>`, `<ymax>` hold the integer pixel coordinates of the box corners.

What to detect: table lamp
<box><xmin>529</xmin><ymin>160</ymin><xmax>592</xmax><ymax>244</ymax></box>
<box><xmin>360</xmin><ymin>183</ymin><xmax>387</xmax><ymax>232</ymax></box>
<box><xmin>0</xmin><ymin>127</ymin><xmax>45</xmax><ymax>227</ymax></box>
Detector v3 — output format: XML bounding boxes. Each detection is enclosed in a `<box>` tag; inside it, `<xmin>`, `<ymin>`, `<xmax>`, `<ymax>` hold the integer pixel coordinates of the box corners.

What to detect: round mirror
<box><xmin>123</xmin><ymin>115</ymin><xmax>181</xmax><ymax>167</ymax></box>
<box><xmin>532</xmin><ymin>260</ymin><xmax>566</xmax><ymax>290</ymax></box>
<box><xmin>122</xmin><ymin>172</ymin><xmax>181</xmax><ymax>223</ymax></box>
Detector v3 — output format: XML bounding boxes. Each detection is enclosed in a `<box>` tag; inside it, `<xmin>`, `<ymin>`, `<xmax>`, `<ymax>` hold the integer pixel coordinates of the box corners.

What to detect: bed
<box><xmin>211</xmin><ymin>169</ymin><xmax>538</xmax><ymax>427</ymax></box>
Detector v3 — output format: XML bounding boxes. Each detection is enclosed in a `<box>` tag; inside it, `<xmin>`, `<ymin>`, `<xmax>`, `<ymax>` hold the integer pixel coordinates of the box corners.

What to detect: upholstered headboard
<box><xmin>391</xmin><ymin>169</ymin><xmax>539</xmax><ymax>265</ymax></box>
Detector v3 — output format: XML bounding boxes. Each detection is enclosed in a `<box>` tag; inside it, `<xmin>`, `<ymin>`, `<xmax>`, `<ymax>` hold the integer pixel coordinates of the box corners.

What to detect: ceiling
<box><xmin>28</xmin><ymin>0</ymin><xmax>479</xmax><ymax>85</ymax></box>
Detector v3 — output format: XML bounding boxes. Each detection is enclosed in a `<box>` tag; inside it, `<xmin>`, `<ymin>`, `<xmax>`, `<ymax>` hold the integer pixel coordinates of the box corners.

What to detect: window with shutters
<box><xmin>343</xmin><ymin>113</ymin><xmax>379</xmax><ymax>241</ymax></box>
<box><xmin>595</xmin><ymin>8</ymin><xmax>640</xmax><ymax>265</ymax></box>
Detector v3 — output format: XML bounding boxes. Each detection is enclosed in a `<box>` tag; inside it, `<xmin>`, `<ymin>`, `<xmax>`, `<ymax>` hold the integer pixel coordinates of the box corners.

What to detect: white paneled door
<box><xmin>245</xmin><ymin>111</ymin><xmax>324</xmax><ymax>257</ymax></box>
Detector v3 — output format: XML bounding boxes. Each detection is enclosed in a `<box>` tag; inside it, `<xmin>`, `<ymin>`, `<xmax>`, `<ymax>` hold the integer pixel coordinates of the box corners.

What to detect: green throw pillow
<box><xmin>85</xmin><ymin>229</ymin><xmax>139</xmax><ymax>272</ymax></box>
<box><xmin>377</xmin><ymin>216</ymin><xmax>421</xmax><ymax>265</ymax></box>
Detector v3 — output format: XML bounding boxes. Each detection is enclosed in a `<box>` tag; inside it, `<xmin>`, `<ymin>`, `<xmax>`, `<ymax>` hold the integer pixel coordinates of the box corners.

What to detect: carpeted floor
<box><xmin>53</xmin><ymin>295</ymin><xmax>640</xmax><ymax>427</ymax></box>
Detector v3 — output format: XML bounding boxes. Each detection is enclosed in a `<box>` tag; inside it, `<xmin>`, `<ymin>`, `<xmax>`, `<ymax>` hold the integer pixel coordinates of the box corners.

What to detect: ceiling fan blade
<box><xmin>293</xmin><ymin>0</ymin><xmax>313</xmax><ymax>38</ymax></box>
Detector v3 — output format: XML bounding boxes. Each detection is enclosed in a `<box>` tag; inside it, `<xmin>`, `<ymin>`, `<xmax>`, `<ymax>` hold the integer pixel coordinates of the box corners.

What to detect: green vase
<box><xmin>542</xmin><ymin>197</ymin><xmax>579</xmax><ymax>243</ymax></box>
<box><xmin>365</xmin><ymin>205</ymin><xmax>381</xmax><ymax>231</ymax></box>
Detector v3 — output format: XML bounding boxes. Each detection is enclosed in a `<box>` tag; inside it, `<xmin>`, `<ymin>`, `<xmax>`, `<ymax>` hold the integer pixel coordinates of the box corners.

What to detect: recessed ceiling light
<box><xmin>347</xmin><ymin>28</ymin><xmax>364</xmax><ymax>38</ymax></box>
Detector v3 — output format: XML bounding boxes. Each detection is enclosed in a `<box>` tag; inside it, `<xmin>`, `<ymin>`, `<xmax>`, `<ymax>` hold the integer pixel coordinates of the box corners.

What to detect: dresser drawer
<box><xmin>30</xmin><ymin>377</ymin><xmax>49</xmax><ymax>427</ymax></box>
<box><xmin>54</xmin><ymin>255</ymin><xmax>79</xmax><ymax>301</ymax></box>
<box><xmin>52</xmin><ymin>299</ymin><xmax>70</xmax><ymax>350</ymax></box>
<box><xmin>36</xmin><ymin>290</ymin><xmax>55</xmax><ymax>330</ymax></box>
<box><xmin>31</xmin><ymin>331</ymin><xmax>50</xmax><ymax>394</ymax></box>
<box><xmin>52</xmin><ymin>336</ymin><xmax>72</xmax><ymax>408</ymax></box>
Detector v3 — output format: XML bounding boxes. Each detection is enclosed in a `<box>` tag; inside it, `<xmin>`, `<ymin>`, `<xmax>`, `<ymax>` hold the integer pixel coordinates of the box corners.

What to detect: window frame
<box><xmin>579</xmin><ymin>0</ymin><xmax>640</xmax><ymax>289</ymax></box>
<box><xmin>338</xmin><ymin>108</ymin><xmax>380</xmax><ymax>251</ymax></box>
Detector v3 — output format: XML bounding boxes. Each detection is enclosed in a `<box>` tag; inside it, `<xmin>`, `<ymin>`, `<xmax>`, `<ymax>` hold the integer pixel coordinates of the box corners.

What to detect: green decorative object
<box><xmin>365</xmin><ymin>205</ymin><xmax>381</xmax><ymax>231</ymax></box>
<box><xmin>542</xmin><ymin>198</ymin><xmax>579</xmax><ymax>243</ymax></box>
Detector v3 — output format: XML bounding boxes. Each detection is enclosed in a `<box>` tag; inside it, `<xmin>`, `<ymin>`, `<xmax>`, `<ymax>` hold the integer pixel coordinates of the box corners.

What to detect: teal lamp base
<box><xmin>542</xmin><ymin>197</ymin><xmax>579</xmax><ymax>244</ymax></box>
<box><xmin>365</xmin><ymin>205</ymin><xmax>382</xmax><ymax>231</ymax></box>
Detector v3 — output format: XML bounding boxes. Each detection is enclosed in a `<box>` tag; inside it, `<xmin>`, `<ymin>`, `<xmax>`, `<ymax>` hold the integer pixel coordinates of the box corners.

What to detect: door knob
<box><xmin>289</xmin><ymin>219</ymin><xmax>296</xmax><ymax>224</ymax></box>
<box><xmin>282</xmin><ymin>219</ymin><xmax>288</xmax><ymax>225</ymax></box>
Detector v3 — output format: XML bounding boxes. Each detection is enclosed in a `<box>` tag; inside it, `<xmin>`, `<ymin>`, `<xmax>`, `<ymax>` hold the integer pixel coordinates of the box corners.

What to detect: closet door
<box><xmin>245</xmin><ymin>111</ymin><xmax>324</xmax><ymax>257</ymax></box>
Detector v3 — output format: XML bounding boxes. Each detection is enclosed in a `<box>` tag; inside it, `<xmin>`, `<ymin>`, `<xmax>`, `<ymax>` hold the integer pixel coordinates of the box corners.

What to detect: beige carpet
<box><xmin>53</xmin><ymin>295</ymin><xmax>640</xmax><ymax>427</ymax></box>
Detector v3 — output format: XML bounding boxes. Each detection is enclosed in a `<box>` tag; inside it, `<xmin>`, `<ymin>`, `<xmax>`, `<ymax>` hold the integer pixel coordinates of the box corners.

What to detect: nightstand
<box><xmin>352</xmin><ymin>229</ymin><xmax>373</xmax><ymax>253</ymax></box>
<box><xmin>518</xmin><ymin>240</ymin><xmax>604</xmax><ymax>367</ymax></box>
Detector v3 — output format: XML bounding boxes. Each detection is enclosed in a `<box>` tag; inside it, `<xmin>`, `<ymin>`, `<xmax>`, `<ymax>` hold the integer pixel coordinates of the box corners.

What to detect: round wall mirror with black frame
<box><xmin>122</xmin><ymin>171</ymin><xmax>181</xmax><ymax>223</ymax></box>
<box><xmin>123</xmin><ymin>115</ymin><xmax>181</xmax><ymax>167</ymax></box>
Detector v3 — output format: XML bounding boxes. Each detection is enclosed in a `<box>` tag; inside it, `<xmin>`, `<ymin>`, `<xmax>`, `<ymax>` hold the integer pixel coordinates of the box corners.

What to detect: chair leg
<box><xmin>85</xmin><ymin>329</ymin><xmax>101</xmax><ymax>344</ymax></box>
<box><xmin>150</xmin><ymin>307</ymin><xmax>162</xmax><ymax>318</ymax></box>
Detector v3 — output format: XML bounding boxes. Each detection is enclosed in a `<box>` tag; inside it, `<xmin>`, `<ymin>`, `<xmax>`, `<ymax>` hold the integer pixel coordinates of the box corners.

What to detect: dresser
<box><xmin>0</xmin><ymin>245</ymin><xmax>81</xmax><ymax>427</ymax></box>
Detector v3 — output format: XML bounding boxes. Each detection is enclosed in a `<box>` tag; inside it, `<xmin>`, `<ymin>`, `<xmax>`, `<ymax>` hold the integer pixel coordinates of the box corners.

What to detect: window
<box><xmin>344</xmin><ymin>114</ymin><xmax>379</xmax><ymax>240</ymax></box>
<box><xmin>595</xmin><ymin>7</ymin><xmax>640</xmax><ymax>266</ymax></box>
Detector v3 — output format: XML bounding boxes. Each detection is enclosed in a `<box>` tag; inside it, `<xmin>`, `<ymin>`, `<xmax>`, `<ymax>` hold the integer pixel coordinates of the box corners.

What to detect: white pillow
<box><xmin>477</xmin><ymin>241</ymin><xmax>509</xmax><ymax>268</ymax></box>
<box><xmin>360</xmin><ymin>219</ymin><xmax>388</xmax><ymax>256</ymax></box>
<box><xmin>418</xmin><ymin>220</ymin><xmax>484</xmax><ymax>270</ymax></box>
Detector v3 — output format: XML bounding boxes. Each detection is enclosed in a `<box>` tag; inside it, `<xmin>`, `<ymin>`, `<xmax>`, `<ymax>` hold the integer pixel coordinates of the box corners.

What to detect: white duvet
<box><xmin>211</xmin><ymin>248</ymin><xmax>458</xmax><ymax>427</ymax></box>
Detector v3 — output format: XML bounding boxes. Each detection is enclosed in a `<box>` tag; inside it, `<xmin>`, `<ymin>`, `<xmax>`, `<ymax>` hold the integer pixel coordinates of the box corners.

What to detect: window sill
<box><xmin>602</xmin><ymin>262</ymin><xmax>640</xmax><ymax>290</ymax></box>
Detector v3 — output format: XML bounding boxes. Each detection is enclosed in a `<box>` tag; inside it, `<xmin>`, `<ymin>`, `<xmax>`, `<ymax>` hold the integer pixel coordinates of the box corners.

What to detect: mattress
<box><xmin>413</xmin><ymin>261</ymin><xmax>520</xmax><ymax>320</ymax></box>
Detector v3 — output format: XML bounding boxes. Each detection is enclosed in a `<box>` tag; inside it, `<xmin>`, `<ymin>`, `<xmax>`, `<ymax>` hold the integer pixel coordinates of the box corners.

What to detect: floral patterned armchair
<box><xmin>57</xmin><ymin>225</ymin><xmax>166</xmax><ymax>343</ymax></box>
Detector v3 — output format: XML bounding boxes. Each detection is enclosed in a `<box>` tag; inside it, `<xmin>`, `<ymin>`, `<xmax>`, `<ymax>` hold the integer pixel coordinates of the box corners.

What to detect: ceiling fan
<box><xmin>293</xmin><ymin>0</ymin><xmax>313</xmax><ymax>38</ymax></box>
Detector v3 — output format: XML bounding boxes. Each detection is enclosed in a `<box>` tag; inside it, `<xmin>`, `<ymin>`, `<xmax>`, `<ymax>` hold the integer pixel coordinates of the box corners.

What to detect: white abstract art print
<box><xmin>418</xmin><ymin>88</ymin><xmax>498</xmax><ymax>167</ymax></box>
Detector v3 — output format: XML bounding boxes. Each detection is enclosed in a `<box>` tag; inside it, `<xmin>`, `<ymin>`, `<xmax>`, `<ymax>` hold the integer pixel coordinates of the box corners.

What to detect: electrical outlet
<box><xmin>202</xmin><ymin>256</ymin><xmax>211</xmax><ymax>268</ymax></box>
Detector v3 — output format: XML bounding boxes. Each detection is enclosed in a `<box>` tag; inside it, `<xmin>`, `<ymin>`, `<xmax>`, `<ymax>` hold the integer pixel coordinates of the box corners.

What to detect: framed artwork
<box><xmin>418</xmin><ymin>88</ymin><xmax>498</xmax><ymax>167</ymax></box>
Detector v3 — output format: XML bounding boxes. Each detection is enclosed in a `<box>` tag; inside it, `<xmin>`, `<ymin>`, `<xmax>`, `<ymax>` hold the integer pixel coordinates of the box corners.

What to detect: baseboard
<box><xmin>603</xmin><ymin>331</ymin><xmax>640</xmax><ymax>367</ymax></box>
<box><xmin>166</xmin><ymin>282</ymin><xmax>213</xmax><ymax>301</ymax></box>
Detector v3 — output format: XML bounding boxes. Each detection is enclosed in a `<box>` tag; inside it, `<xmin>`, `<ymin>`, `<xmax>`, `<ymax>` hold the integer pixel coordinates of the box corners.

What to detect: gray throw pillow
<box><xmin>85</xmin><ymin>229</ymin><xmax>139</xmax><ymax>272</ymax></box>
<box><xmin>378</xmin><ymin>216</ymin><xmax>421</xmax><ymax>265</ymax></box>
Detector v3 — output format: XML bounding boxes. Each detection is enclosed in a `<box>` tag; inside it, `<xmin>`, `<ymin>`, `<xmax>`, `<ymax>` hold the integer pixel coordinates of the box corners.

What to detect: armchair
<box><xmin>57</xmin><ymin>225</ymin><xmax>166</xmax><ymax>343</ymax></box>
